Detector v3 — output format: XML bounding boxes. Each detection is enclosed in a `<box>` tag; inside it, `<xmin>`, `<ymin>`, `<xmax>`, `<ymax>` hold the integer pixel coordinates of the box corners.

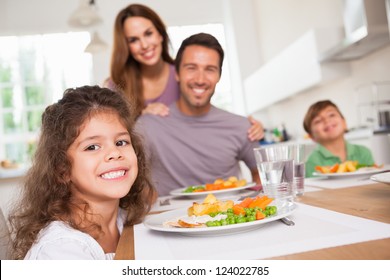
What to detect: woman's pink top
<box><xmin>105</xmin><ymin>64</ymin><xmax>180</xmax><ymax>106</ymax></box>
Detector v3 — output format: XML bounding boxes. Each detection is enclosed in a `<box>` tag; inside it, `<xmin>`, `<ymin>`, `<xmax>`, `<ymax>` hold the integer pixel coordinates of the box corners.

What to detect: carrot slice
<box><xmin>329</xmin><ymin>163</ymin><xmax>339</xmax><ymax>173</ymax></box>
<box><xmin>238</xmin><ymin>197</ymin><xmax>254</xmax><ymax>208</ymax></box>
<box><xmin>315</xmin><ymin>166</ymin><xmax>324</xmax><ymax>172</ymax></box>
<box><xmin>315</xmin><ymin>165</ymin><xmax>332</xmax><ymax>173</ymax></box>
<box><xmin>256</xmin><ymin>211</ymin><xmax>266</xmax><ymax>220</ymax></box>
<box><xmin>205</xmin><ymin>184</ymin><xmax>221</xmax><ymax>191</ymax></box>
<box><xmin>233</xmin><ymin>205</ymin><xmax>246</xmax><ymax>215</ymax></box>
<box><xmin>248</xmin><ymin>196</ymin><xmax>268</xmax><ymax>208</ymax></box>
<box><xmin>258</xmin><ymin>197</ymin><xmax>273</xmax><ymax>210</ymax></box>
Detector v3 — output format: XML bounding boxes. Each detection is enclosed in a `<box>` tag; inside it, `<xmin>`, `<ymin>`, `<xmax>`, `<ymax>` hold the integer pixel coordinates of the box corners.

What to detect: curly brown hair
<box><xmin>110</xmin><ymin>3</ymin><xmax>174</xmax><ymax>117</ymax></box>
<box><xmin>8</xmin><ymin>85</ymin><xmax>156</xmax><ymax>259</ymax></box>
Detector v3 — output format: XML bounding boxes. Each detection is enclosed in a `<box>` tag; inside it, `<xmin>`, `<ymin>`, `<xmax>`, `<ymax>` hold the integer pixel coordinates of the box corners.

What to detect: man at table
<box><xmin>136</xmin><ymin>33</ymin><xmax>260</xmax><ymax>196</ymax></box>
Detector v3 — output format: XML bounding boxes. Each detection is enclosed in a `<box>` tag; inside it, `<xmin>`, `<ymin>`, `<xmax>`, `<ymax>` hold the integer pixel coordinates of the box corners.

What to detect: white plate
<box><xmin>143</xmin><ymin>200</ymin><xmax>297</xmax><ymax>236</ymax></box>
<box><xmin>169</xmin><ymin>182</ymin><xmax>257</xmax><ymax>197</ymax></box>
<box><xmin>312</xmin><ymin>165</ymin><xmax>390</xmax><ymax>179</ymax></box>
<box><xmin>370</xmin><ymin>172</ymin><xmax>390</xmax><ymax>185</ymax></box>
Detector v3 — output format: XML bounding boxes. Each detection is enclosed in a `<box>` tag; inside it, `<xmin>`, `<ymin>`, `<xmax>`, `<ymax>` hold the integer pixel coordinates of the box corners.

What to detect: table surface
<box><xmin>115</xmin><ymin>182</ymin><xmax>390</xmax><ymax>260</ymax></box>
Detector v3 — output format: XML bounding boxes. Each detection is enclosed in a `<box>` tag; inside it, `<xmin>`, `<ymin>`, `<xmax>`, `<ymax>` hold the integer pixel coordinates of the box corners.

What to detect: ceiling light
<box><xmin>68</xmin><ymin>0</ymin><xmax>102</xmax><ymax>28</ymax></box>
<box><xmin>84</xmin><ymin>31</ymin><xmax>108</xmax><ymax>53</ymax></box>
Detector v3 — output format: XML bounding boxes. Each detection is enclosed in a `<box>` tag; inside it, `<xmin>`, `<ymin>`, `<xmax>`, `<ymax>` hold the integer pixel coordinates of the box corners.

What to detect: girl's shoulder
<box><xmin>24</xmin><ymin>221</ymin><xmax>105</xmax><ymax>260</ymax></box>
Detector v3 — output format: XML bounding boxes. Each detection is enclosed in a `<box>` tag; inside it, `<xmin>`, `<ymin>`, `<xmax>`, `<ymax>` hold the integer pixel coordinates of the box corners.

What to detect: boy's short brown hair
<box><xmin>303</xmin><ymin>100</ymin><xmax>344</xmax><ymax>135</ymax></box>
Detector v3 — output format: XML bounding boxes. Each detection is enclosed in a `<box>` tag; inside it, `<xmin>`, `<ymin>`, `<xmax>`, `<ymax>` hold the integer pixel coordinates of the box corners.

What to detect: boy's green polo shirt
<box><xmin>305</xmin><ymin>141</ymin><xmax>375</xmax><ymax>177</ymax></box>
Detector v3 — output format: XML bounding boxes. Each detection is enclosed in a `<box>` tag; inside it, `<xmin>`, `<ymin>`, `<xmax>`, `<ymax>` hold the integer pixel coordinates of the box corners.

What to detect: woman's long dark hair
<box><xmin>110</xmin><ymin>4</ymin><xmax>174</xmax><ymax>116</ymax></box>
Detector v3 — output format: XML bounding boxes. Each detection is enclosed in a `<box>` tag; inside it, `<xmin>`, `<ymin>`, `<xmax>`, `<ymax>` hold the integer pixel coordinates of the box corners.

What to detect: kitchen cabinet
<box><xmin>356</xmin><ymin>81</ymin><xmax>390</xmax><ymax>129</ymax></box>
<box><xmin>244</xmin><ymin>28</ymin><xmax>351</xmax><ymax>114</ymax></box>
<box><xmin>355</xmin><ymin>81</ymin><xmax>390</xmax><ymax>164</ymax></box>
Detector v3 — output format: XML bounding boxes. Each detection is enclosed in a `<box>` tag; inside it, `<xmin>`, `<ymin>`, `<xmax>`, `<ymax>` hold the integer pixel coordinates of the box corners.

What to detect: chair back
<box><xmin>0</xmin><ymin>207</ymin><xmax>10</xmax><ymax>259</ymax></box>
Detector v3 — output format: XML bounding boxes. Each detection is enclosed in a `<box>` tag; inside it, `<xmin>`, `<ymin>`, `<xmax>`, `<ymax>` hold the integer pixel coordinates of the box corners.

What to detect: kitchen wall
<box><xmin>1</xmin><ymin>0</ymin><xmax>389</xmax><ymax>140</ymax></box>
<box><xmin>0</xmin><ymin>0</ymin><xmax>226</xmax><ymax>83</ymax></box>
<box><xmin>250</xmin><ymin>0</ymin><xmax>390</xmax><ymax>140</ymax></box>
<box><xmin>253</xmin><ymin>0</ymin><xmax>344</xmax><ymax>63</ymax></box>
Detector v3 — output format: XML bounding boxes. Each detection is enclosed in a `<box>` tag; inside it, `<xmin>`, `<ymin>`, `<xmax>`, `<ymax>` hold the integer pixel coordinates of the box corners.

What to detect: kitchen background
<box><xmin>1</xmin><ymin>0</ymin><xmax>390</xmax><ymax>216</ymax></box>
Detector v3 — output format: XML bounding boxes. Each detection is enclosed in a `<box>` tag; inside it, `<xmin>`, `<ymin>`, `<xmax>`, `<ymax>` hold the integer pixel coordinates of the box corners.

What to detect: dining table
<box><xmin>115</xmin><ymin>175</ymin><xmax>390</xmax><ymax>260</ymax></box>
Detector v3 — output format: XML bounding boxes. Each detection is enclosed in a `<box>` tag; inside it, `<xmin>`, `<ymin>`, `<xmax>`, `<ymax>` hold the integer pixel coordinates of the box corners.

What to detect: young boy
<box><xmin>303</xmin><ymin>100</ymin><xmax>374</xmax><ymax>177</ymax></box>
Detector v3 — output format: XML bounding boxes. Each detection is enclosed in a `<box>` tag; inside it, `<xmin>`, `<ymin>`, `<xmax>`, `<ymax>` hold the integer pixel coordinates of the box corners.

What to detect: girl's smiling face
<box><xmin>67</xmin><ymin>111</ymin><xmax>138</xmax><ymax>204</ymax></box>
<box><xmin>309</xmin><ymin>105</ymin><xmax>347</xmax><ymax>143</ymax></box>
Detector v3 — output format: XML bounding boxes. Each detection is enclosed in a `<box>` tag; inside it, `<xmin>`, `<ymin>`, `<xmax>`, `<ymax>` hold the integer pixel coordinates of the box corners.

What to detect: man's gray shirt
<box><xmin>136</xmin><ymin>103</ymin><xmax>259</xmax><ymax>196</ymax></box>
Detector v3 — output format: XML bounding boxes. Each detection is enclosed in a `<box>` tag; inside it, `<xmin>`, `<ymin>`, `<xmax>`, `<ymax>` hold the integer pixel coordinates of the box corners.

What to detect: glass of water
<box><xmin>254</xmin><ymin>145</ymin><xmax>294</xmax><ymax>202</ymax></box>
<box><xmin>287</xmin><ymin>144</ymin><xmax>305</xmax><ymax>196</ymax></box>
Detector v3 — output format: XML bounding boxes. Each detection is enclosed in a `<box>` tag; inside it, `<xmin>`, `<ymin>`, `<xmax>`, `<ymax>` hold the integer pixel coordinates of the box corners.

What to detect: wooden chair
<box><xmin>0</xmin><ymin>207</ymin><xmax>10</xmax><ymax>259</ymax></box>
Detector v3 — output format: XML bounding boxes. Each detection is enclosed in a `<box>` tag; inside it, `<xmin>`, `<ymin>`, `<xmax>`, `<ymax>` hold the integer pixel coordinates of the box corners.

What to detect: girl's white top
<box><xmin>24</xmin><ymin>209</ymin><xmax>126</xmax><ymax>260</ymax></box>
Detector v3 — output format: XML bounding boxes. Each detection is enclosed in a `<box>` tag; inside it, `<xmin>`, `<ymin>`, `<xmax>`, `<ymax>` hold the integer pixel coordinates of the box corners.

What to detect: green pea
<box><xmin>246</xmin><ymin>216</ymin><xmax>256</xmax><ymax>222</ymax></box>
<box><xmin>211</xmin><ymin>212</ymin><xmax>219</xmax><ymax>217</ymax></box>
<box><xmin>206</xmin><ymin>221</ymin><xmax>215</xmax><ymax>227</ymax></box>
<box><xmin>266</xmin><ymin>206</ymin><xmax>277</xmax><ymax>216</ymax></box>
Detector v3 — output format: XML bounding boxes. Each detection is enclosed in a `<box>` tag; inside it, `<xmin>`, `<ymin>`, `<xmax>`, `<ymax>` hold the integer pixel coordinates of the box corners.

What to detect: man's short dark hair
<box><xmin>175</xmin><ymin>33</ymin><xmax>224</xmax><ymax>75</ymax></box>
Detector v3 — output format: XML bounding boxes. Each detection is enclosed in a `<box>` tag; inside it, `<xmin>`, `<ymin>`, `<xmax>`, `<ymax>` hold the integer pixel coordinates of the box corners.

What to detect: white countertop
<box><xmin>0</xmin><ymin>166</ymin><xmax>28</xmax><ymax>179</ymax></box>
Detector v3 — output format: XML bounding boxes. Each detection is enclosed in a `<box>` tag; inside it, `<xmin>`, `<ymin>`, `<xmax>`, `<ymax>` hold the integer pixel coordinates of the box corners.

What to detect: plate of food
<box><xmin>312</xmin><ymin>161</ymin><xmax>389</xmax><ymax>179</ymax></box>
<box><xmin>370</xmin><ymin>172</ymin><xmax>390</xmax><ymax>185</ymax></box>
<box><xmin>169</xmin><ymin>176</ymin><xmax>257</xmax><ymax>197</ymax></box>
<box><xmin>143</xmin><ymin>193</ymin><xmax>297</xmax><ymax>236</ymax></box>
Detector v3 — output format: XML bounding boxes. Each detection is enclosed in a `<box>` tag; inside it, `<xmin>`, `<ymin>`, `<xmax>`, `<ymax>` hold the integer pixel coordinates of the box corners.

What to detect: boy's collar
<box><xmin>317</xmin><ymin>145</ymin><xmax>338</xmax><ymax>159</ymax></box>
<box><xmin>317</xmin><ymin>141</ymin><xmax>354</xmax><ymax>158</ymax></box>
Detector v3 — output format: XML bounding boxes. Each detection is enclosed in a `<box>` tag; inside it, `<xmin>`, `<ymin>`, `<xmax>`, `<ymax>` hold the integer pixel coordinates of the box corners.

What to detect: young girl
<box><xmin>8</xmin><ymin>85</ymin><xmax>156</xmax><ymax>259</ymax></box>
<box><xmin>303</xmin><ymin>100</ymin><xmax>374</xmax><ymax>177</ymax></box>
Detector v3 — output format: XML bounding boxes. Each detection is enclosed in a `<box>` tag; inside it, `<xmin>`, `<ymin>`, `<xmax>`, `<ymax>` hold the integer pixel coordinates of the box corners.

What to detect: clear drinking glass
<box><xmin>287</xmin><ymin>144</ymin><xmax>305</xmax><ymax>196</ymax></box>
<box><xmin>254</xmin><ymin>145</ymin><xmax>294</xmax><ymax>202</ymax></box>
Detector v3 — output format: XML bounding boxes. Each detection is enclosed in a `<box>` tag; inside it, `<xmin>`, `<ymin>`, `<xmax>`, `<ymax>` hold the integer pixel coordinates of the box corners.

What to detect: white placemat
<box><xmin>303</xmin><ymin>185</ymin><xmax>323</xmax><ymax>192</ymax></box>
<box><xmin>305</xmin><ymin>177</ymin><xmax>377</xmax><ymax>189</ymax></box>
<box><xmin>134</xmin><ymin>203</ymin><xmax>390</xmax><ymax>260</ymax></box>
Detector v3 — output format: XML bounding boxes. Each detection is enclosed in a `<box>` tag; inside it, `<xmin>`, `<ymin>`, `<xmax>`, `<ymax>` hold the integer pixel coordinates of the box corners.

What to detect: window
<box><xmin>0</xmin><ymin>32</ymin><xmax>92</xmax><ymax>165</ymax></box>
<box><xmin>168</xmin><ymin>23</ymin><xmax>233</xmax><ymax>112</ymax></box>
<box><xmin>0</xmin><ymin>26</ymin><xmax>230</xmax><ymax>165</ymax></box>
